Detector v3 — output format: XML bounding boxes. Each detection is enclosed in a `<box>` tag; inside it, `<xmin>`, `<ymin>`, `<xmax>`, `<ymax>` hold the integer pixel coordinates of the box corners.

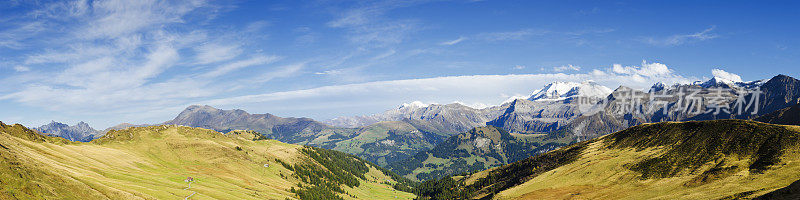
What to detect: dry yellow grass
<box><xmin>0</xmin><ymin>123</ymin><xmax>414</xmax><ymax>200</ymax></box>
<box><xmin>494</xmin><ymin>135</ymin><xmax>800</xmax><ymax>200</ymax></box>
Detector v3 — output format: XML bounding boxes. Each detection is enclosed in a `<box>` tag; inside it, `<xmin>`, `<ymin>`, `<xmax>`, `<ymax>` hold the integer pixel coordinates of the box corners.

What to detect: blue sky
<box><xmin>1</xmin><ymin>0</ymin><xmax>798</xmax><ymax>129</ymax></box>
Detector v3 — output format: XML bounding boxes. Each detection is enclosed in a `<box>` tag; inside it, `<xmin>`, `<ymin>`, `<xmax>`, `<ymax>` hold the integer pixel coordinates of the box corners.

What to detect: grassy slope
<box><xmin>450</xmin><ymin>120</ymin><xmax>800</xmax><ymax>200</ymax></box>
<box><xmin>0</xmin><ymin>122</ymin><xmax>414</xmax><ymax>200</ymax></box>
<box><xmin>329</xmin><ymin>121</ymin><xmax>439</xmax><ymax>167</ymax></box>
<box><xmin>389</xmin><ymin>126</ymin><xmax>574</xmax><ymax>182</ymax></box>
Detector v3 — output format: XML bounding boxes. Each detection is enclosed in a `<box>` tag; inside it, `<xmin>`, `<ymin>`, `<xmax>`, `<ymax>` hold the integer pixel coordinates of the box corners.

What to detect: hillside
<box><xmin>165</xmin><ymin>105</ymin><xmax>454</xmax><ymax>168</ymax></box>
<box><xmin>329</xmin><ymin>120</ymin><xmax>449</xmax><ymax>166</ymax></box>
<box><xmin>415</xmin><ymin>120</ymin><xmax>800</xmax><ymax>200</ymax></box>
<box><xmin>756</xmin><ymin>103</ymin><xmax>800</xmax><ymax>125</ymax></box>
<box><xmin>0</xmin><ymin>121</ymin><xmax>414</xmax><ymax>200</ymax></box>
<box><xmin>388</xmin><ymin>126</ymin><xmax>572</xmax><ymax>181</ymax></box>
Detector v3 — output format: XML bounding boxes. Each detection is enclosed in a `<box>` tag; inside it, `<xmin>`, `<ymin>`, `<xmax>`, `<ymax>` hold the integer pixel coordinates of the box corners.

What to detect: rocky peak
<box><xmin>34</xmin><ymin>121</ymin><xmax>99</xmax><ymax>142</ymax></box>
<box><xmin>649</xmin><ymin>82</ymin><xmax>666</xmax><ymax>93</ymax></box>
<box><xmin>698</xmin><ymin>77</ymin><xmax>737</xmax><ymax>88</ymax></box>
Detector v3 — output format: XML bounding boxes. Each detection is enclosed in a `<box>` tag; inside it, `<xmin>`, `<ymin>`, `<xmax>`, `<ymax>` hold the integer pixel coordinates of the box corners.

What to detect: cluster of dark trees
<box><xmin>282</xmin><ymin>147</ymin><xmax>417</xmax><ymax>200</ymax></box>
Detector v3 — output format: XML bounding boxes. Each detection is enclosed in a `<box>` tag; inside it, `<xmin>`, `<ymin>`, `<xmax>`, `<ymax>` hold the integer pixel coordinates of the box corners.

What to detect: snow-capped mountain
<box><xmin>696</xmin><ymin>76</ymin><xmax>767</xmax><ymax>89</ymax></box>
<box><xmin>328</xmin><ymin>81</ymin><xmax>614</xmax><ymax>134</ymax></box>
<box><xmin>527</xmin><ymin>81</ymin><xmax>612</xmax><ymax>101</ymax></box>
<box><xmin>649</xmin><ymin>82</ymin><xmax>666</xmax><ymax>92</ymax></box>
<box><xmin>399</xmin><ymin>101</ymin><xmax>432</xmax><ymax>109</ymax></box>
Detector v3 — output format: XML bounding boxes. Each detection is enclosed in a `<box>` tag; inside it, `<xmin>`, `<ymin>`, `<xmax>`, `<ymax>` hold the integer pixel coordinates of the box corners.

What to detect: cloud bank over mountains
<box><xmin>0</xmin><ymin>0</ymin><xmax>777</xmax><ymax>129</ymax></box>
<box><xmin>198</xmin><ymin>60</ymin><xmax>702</xmax><ymax>119</ymax></box>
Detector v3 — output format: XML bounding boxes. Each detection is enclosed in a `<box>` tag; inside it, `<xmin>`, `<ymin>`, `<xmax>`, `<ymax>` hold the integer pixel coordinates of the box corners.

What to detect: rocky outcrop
<box><xmin>164</xmin><ymin>105</ymin><xmax>342</xmax><ymax>143</ymax></box>
<box><xmin>34</xmin><ymin>121</ymin><xmax>99</xmax><ymax>142</ymax></box>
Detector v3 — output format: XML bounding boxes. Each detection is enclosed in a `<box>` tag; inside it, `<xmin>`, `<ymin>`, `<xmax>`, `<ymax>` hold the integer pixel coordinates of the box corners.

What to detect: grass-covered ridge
<box><xmin>0</xmin><ymin>121</ymin><xmax>414</xmax><ymax>200</ymax></box>
<box><xmin>605</xmin><ymin>120</ymin><xmax>800</xmax><ymax>178</ymax></box>
<box><xmin>414</xmin><ymin>119</ymin><xmax>800</xmax><ymax>199</ymax></box>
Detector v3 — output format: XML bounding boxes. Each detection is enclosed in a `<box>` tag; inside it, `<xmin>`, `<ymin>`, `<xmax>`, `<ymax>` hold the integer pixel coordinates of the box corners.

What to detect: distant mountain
<box><xmin>101</xmin><ymin>123</ymin><xmax>150</xmax><ymax>133</ymax></box>
<box><xmin>416</xmin><ymin>120</ymin><xmax>800</xmax><ymax>200</ymax></box>
<box><xmin>328</xmin><ymin>81</ymin><xmax>612</xmax><ymax>135</ymax></box>
<box><xmin>487</xmin><ymin>99</ymin><xmax>581</xmax><ymax>134</ymax></box>
<box><xmin>543</xmin><ymin>74</ymin><xmax>800</xmax><ymax>154</ymax></box>
<box><xmin>326</xmin><ymin>102</ymin><xmax>505</xmax><ymax>134</ymax></box>
<box><xmin>164</xmin><ymin>105</ymin><xmax>344</xmax><ymax>144</ymax></box>
<box><xmin>756</xmin><ymin>74</ymin><xmax>800</xmax><ymax>114</ymax></box>
<box><xmin>33</xmin><ymin>121</ymin><xmax>100</xmax><ymax>142</ymax></box>
<box><xmin>487</xmin><ymin>81</ymin><xmax>611</xmax><ymax>134</ymax></box>
<box><xmin>696</xmin><ymin>75</ymin><xmax>766</xmax><ymax>89</ymax></box>
<box><xmin>0</xmin><ymin>121</ymin><xmax>414</xmax><ymax>199</ymax></box>
<box><xmin>527</xmin><ymin>81</ymin><xmax>612</xmax><ymax>101</ymax></box>
<box><xmin>396</xmin><ymin>75</ymin><xmax>800</xmax><ymax>181</ymax></box>
<box><xmin>164</xmin><ymin>75</ymin><xmax>800</xmax><ymax>180</ymax></box>
<box><xmin>164</xmin><ymin>105</ymin><xmax>451</xmax><ymax>167</ymax></box>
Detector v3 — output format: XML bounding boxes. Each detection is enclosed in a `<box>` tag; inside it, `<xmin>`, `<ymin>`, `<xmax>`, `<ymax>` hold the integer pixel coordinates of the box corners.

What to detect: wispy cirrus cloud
<box><xmin>325</xmin><ymin>1</ymin><xmax>423</xmax><ymax>47</ymax></box>
<box><xmin>193</xmin><ymin>42</ymin><xmax>243</xmax><ymax>65</ymax></box>
<box><xmin>642</xmin><ymin>26</ymin><xmax>718</xmax><ymax>46</ymax></box>
<box><xmin>477</xmin><ymin>29</ymin><xmax>547</xmax><ymax>41</ymax></box>
<box><xmin>440</xmin><ymin>36</ymin><xmax>467</xmax><ymax>45</ymax></box>
<box><xmin>201</xmin><ymin>55</ymin><xmax>281</xmax><ymax>78</ymax></box>
<box><xmin>0</xmin><ymin>0</ymin><xmax>290</xmax><ymax>126</ymax></box>
<box><xmin>552</xmin><ymin>64</ymin><xmax>581</xmax><ymax>72</ymax></box>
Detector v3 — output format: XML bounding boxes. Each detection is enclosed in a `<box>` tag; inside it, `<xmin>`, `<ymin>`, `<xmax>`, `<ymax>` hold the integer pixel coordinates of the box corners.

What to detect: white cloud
<box><xmin>198</xmin><ymin>61</ymin><xmax>695</xmax><ymax>117</ymax></box>
<box><xmin>194</xmin><ymin>43</ymin><xmax>243</xmax><ymax>65</ymax></box>
<box><xmin>201</xmin><ymin>55</ymin><xmax>280</xmax><ymax>78</ymax></box>
<box><xmin>0</xmin><ymin>0</ymin><xmax>282</xmax><ymax>128</ymax></box>
<box><xmin>13</xmin><ymin>65</ymin><xmax>30</xmax><ymax>72</ymax></box>
<box><xmin>643</xmin><ymin>26</ymin><xmax>718</xmax><ymax>46</ymax></box>
<box><xmin>513</xmin><ymin>65</ymin><xmax>526</xmax><ymax>70</ymax></box>
<box><xmin>553</xmin><ymin>64</ymin><xmax>580</xmax><ymax>72</ymax></box>
<box><xmin>440</xmin><ymin>36</ymin><xmax>467</xmax><ymax>45</ymax></box>
<box><xmin>371</xmin><ymin>49</ymin><xmax>396</xmax><ymax>60</ymax></box>
<box><xmin>80</xmin><ymin>0</ymin><xmax>208</xmax><ymax>39</ymax></box>
<box><xmin>315</xmin><ymin>69</ymin><xmax>344</xmax><ymax>75</ymax></box>
<box><xmin>478</xmin><ymin>29</ymin><xmax>545</xmax><ymax>41</ymax></box>
<box><xmin>501</xmin><ymin>93</ymin><xmax>529</xmax><ymax>104</ymax></box>
<box><xmin>711</xmin><ymin>69</ymin><xmax>742</xmax><ymax>82</ymax></box>
<box><xmin>611</xmin><ymin>61</ymin><xmax>672</xmax><ymax>77</ymax></box>
<box><xmin>0</xmin><ymin>21</ymin><xmax>46</xmax><ymax>49</ymax></box>
<box><xmin>253</xmin><ymin>63</ymin><xmax>305</xmax><ymax>83</ymax></box>
<box><xmin>326</xmin><ymin>2</ymin><xmax>420</xmax><ymax>47</ymax></box>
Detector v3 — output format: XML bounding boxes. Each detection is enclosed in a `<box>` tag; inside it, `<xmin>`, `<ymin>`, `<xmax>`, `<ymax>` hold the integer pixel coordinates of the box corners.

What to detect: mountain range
<box><xmin>33</xmin><ymin>121</ymin><xmax>100</xmax><ymax>142</ymax></box>
<box><xmin>7</xmin><ymin>74</ymin><xmax>800</xmax><ymax>199</ymax></box>
<box><xmin>387</xmin><ymin>74</ymin><xmax>800</xmax><ymax>181</ymax></box>
<box><xmin>27</xmin><ymin>74</ymin><xmax>800</xmax><ymax>183</ymax></box>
